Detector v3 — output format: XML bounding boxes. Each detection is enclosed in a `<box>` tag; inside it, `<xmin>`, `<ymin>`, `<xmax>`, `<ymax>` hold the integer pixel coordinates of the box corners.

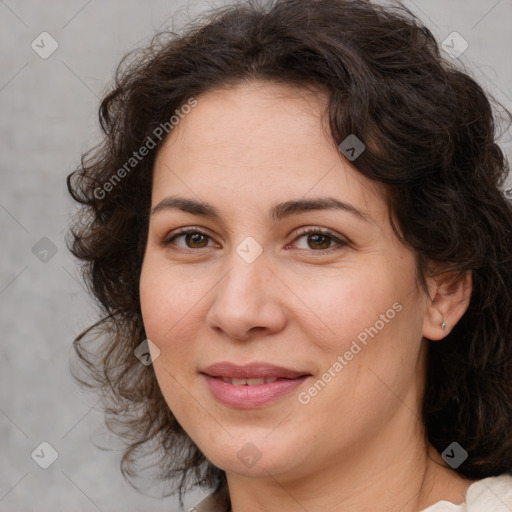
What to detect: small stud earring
<box><xmin>441</xmin><ymin>321</ymin><xmax>447</xmax><ymax>330</ymax></box>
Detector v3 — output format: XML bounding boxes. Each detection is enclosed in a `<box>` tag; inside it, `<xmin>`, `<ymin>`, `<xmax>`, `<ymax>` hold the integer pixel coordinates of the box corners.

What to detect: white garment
<box><xmin>419</xmin><ymin>474</ymin><xmax>512</xmax><ymax>512</ymax></box>
<box><xmin>193</xmin><ymin>473</ymin><xmax>512</xmax><ymax>511</ymax></box>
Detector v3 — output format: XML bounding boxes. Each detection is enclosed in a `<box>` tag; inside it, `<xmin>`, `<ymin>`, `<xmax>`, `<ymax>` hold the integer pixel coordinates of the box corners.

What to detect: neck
<box><xmin>226</xmin><ymin>411</ymin><xmax>473</xmax><ymax>512</ymax></box>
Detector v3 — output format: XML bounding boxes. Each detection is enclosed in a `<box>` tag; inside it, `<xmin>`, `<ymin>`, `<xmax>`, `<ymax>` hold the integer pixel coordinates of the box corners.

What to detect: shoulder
<box><xmin>192</xmin><ymin>474</ymin><xmax>512</xmax><ymax>511</ymax></box>
<box><xmin>465</xmin><ymin>473</ymin><xmax>512</xmax><ymax>511</ymax></box>
<box><xmin>420</xmin><ymin>473</ymin><xmax>512</xmax><ymax>512</ymax></box>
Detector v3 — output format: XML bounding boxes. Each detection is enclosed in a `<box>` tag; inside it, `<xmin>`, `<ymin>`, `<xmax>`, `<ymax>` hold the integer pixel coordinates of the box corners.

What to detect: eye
<box><xmin>287</xmin><ymin>227</ymin><xmax>348</xmax><ymax>255</ymax></box>
<box><xmin>162</xmin><ymin>227</ymin><xmax>216</xmax><ymax>250</ymax></box>
<box><xmin>161</xmin><ymin>226</ymin><xmax>348</xmax><ymax>255</ymax></box>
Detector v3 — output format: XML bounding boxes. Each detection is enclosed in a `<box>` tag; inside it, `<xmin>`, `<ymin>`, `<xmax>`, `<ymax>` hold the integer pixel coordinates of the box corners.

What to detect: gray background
<box><xmin>1</xmin><ymin>1</ymin><xmax>511</xmax><ymax>511</ymax></box>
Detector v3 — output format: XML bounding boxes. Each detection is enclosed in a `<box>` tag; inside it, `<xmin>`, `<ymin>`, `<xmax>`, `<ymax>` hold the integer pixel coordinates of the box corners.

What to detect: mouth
<box><xmin>200</xmin><ymin>362</ymin><xmax>311</xmax><ymax>408</ymax></box>
<box><xmin>217</xmin><ymin>377</ymin><xmax>280</xmax><ymax>385</ymax></box>
<box><xmin>201</xmin><ymin>361</ymin><xmax>309</xmax><ymax>379</ymax></box>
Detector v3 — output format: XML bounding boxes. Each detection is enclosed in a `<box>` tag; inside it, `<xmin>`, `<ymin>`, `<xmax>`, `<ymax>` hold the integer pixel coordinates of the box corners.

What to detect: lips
<box><xmin>201</xmin><ymin>362</ymin><xmax>311</xmax><ymax>408</ymax></box>
<box><xmin>201</xmin><ymin>362</ymin><xmax>309</xmax><ymax>380</ymax></box>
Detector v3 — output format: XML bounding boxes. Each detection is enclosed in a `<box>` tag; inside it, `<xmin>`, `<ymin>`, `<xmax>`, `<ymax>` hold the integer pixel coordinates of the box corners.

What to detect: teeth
<box><xmin>247</xmin><ymin>378</ymin><xmax>265</xmax><ymax>385</ymax></box>
<box><xmin>221</xmin><ymin>377</ymin><xmax>279</xmax><ymax>385</ymax></box>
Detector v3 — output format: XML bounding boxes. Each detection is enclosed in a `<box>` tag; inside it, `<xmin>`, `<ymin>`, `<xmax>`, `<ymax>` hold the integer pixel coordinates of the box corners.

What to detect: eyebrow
<box><xmin>150</xmin><ymin>196</ymin><xmax>373</xmax><ymax>224</ymax></box>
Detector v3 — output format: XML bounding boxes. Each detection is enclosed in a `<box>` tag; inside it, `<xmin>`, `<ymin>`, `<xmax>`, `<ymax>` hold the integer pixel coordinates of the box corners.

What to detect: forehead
<box><xmin>158</xmin><ymin>81</ymin><xmax>331</xmax><ymax>165</ymax></box>
<box><xmin>152</xmin><ymin>80</ymin><xmax>387</xmax><ymax>224</ymax></box>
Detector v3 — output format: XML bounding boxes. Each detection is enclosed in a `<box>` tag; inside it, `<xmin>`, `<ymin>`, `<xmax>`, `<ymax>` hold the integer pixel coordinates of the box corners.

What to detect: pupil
<box><xmin>188</xmin><ymin>233</ymin><xmax>206</xmax><ymax>247</ymax></box>
<box><xmin>310</xmin><ymin>234</ymin><xmax>329</xmax><ymax>250</ymax></box>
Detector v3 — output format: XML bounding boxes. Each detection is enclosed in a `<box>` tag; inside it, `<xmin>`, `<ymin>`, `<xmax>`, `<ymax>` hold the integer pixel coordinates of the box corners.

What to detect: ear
<box><xmin>422</xmin><ymin>270</ymin><xmax>472</xmax><ymax>341</ymax></box>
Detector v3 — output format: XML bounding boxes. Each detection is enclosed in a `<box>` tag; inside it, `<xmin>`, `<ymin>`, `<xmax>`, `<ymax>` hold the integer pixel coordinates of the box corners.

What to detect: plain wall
<box><xmin>1</xmin><ymin>1</ymin><xmax>511</xmax><ymax>510</ymax></box>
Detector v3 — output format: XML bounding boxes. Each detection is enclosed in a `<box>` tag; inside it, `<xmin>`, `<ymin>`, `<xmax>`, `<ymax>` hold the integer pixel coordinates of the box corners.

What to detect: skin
<box><xmin>139</xmin><ymin>80</ymin><xmax>475</xmax><ymax>512</ymax></box>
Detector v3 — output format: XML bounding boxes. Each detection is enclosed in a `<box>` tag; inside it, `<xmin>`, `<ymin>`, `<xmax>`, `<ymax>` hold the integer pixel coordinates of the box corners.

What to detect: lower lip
<box><xmin>202</xmin><ymin>375</ymin><xmax>310</xmax><ymax>409</ymax></box>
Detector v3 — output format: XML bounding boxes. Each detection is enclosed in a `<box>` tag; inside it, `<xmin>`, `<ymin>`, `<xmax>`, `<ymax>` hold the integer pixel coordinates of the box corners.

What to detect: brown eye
<box><xmin>184</xmin><ymin>232</ymin><xmax>209</xmax><ymax>248</ymax></box>
<box><xmin>163</xmin><ymin>228</ymin><xmax>214</xmax><ymax>249</ymax></box>
<box><xmin>305</xmin><ymin>233</ymin><xmax>332</xmax><ymax>250</ymax></box>
<box><xmin>290</xmin><ymin>228</ymin><xmax>348</xmax><ymax>255</ymax></box>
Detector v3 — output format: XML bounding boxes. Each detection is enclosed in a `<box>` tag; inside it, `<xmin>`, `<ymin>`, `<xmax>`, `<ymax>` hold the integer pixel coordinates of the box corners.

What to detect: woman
<box><xmin>66</xmin><ymin>0</ymin><xmax>512</xmax><ymax>510</ymax></box>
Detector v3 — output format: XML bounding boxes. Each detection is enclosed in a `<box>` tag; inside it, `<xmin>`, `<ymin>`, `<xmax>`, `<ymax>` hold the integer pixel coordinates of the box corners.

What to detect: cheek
<box><xmin>291</xmin><ymin>264</ymin><xmax>408</xmax><ymax>352</ymax></box>
<box><xmin>139</xmin><ymin>265</ymin><xmax>165</xmax><ymax>341</ymax></box>
<box><xmin>139</xmin><ymin>263</ymin><xmax>198</xmax><ymax>417</ymax></box>
<box><xmin>303</xmin><ymin>274</ymin><xmax>425</xmax><ymax>418</ymax></box>
<box><xmin>139</xmin><ymin>258</ymin><xmax>209</xmax><ymax>414</ymax></box>
<box><xmin>140</xmin><ymin>257</ymin><xmax>203</xmax><ymax>341</ymax></box>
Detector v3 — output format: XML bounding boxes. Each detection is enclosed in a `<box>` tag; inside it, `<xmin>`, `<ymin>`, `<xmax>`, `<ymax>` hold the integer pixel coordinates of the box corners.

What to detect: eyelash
<box><xmin>161</xmin><ymin>226</ymin><xmax>348</xmax><ymax>256</ymax></box>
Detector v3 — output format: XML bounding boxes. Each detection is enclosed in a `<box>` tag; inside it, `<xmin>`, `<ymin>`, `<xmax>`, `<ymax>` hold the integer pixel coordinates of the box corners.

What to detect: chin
<box><xmin>200</xmin><ymin>437</ymin><xmax>302</xmax><ymax>479</ymax></box>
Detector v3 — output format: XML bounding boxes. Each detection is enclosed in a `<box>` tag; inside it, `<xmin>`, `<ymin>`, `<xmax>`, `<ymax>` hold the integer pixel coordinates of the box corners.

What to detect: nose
<box><xmin>204</xmin><ymin>253</ymin><xmax>287</xmax><ymax>341</ymax></box>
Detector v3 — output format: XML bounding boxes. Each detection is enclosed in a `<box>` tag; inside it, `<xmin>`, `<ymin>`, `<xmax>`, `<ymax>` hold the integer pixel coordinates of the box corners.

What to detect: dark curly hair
<box><xmin>66</xmin><ymin>0</ymin><xmax>512</xmax><ymax>506</ymax></box>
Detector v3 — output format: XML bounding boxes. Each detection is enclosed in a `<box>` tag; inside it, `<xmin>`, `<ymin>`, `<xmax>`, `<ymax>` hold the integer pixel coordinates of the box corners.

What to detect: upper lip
<box><xmin>201</xmin><ymin>362</ymin><xmax>310</xmax><ymax>379</ymax></box>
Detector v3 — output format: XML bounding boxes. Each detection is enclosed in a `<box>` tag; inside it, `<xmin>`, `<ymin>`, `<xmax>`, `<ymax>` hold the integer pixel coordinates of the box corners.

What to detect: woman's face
<box><xmin>139</xmin><ymin>81</ymin><xmax>432</xmax><ymax>481</ymax></box>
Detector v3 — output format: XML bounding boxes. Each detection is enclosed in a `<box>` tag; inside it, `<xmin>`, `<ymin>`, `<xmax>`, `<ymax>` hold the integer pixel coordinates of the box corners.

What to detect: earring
<box><xmin>441</xmin><ymin>320</ymin><xmax>447</xmax><ymax>330</ymax></box>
